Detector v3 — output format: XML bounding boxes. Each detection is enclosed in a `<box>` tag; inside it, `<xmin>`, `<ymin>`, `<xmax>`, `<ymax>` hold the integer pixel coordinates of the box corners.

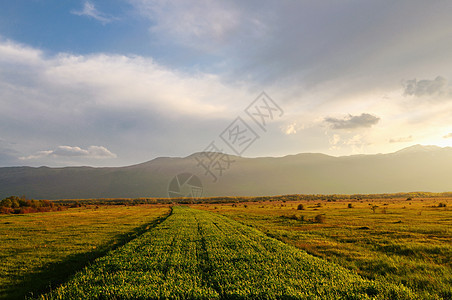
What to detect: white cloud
<box><xmin>330</xmin><ymin>134</ymin><xmax>341</xmax><ymax>145</ymax></box>
<box><xmin>281</xmin><ymin>122</ymin><xmax>303</xmax><ymax>135</ymax></box>
<box><xmin>0</xmin><ymin>38</ymin><xmax>43</xmax><ymax>65</ymax></box>
<box><xmin>285</xmin><ymin>124</ymin><xmax>296</xmax><ymax>135</ymax></box>
<box><xmin>444</xmin><ymin>133</ymin><xmax>452</xmax><ymax>139</ymax></box>
<box><xmin>0</xmin><ymin>39</ymin><xmax>257</xmax><ymax>166</ymax></box>
<box><xmin>0</xmin><ymin>39</ymin><xmax>248</xmax><ymax>120</ymax></box>
<box><xmin>71</xmin><ymin>1</ymin><xmax>117</xmax><ymax>24</ymax></box>
<box><xmin>20</xmin><ymin>146</ymin><xmax>116</xmax><ymax>160</ymax></box>
<box><xmin>130</xmin><ymin>0</ymin><xmax>267</xmax><ymax>52</ymax></box>
<box><xmin>326</xmin><ymin>133</ymin><xmax>371</xmax><ymax>154</ymax></box>
<box><xmin>344</xmin><ymin>134</ymin><xmax>369</xmax><ymax>154</ymax></box>
<box><xmin>328</xmin><ymin>134</ymin><xmax>341</xmax><ymax>151</ymax></box>
<box><xmin>3</xmin><ymin>0</ymin><xmax>452</xmax><ymax>166</ymax></box>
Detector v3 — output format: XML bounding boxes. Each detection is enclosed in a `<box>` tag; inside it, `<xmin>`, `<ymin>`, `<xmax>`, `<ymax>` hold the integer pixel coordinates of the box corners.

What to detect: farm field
<box><xmin>40</xmin><ymin>206</ymin><xmax>415</xmax><ymax>299</ymax></box>
<box><xmin>193</xmin><ymin>198</ymin><xmax>452</xmax><ymax>299</ymax></box>
<box><xmin>0</xmin><ymin>205</ymin><xmax>170</xmax><ymax>299</ymax></box>
<box><xmin>0</xmin><ymin>197</ymin><xmax>450</xmax><ymax>299</ymax></box>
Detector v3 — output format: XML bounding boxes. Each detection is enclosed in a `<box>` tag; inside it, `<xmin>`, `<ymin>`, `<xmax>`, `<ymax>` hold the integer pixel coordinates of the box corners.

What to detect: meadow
<box><xmin>0</xmin><ymin>205</ymin><xmax>170</xmax><ymax>299</ymax></box>
<box><xmin>194</xmin><ymin>197</ymin><xmax>452</xmax><ymax>299</ymax></box>
<box><xmin>39</xmin><ymin>206</ymin><xmax>414</xmax><ymax>299</ymax></box>
<box><xmin>0</xmin><ymin>196</ymin><xmax>450</xmax><ymax>299</ymax></box>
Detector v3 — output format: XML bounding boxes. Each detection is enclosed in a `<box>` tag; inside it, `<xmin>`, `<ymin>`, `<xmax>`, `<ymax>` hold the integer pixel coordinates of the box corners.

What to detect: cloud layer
<box><xmin>389</xmin><ymin>136</ymin><xmax>414</xmax><ymax>144</ymax></box>
<box><xmin>325</xmin><ymin>114</ymin><xmax>380</xmax><ymax>130</ymax></box>
<box><xmin>403</xmin><ymin>76</ymin><xmax>450</xmax><ymax>98</ymax></box>
<box><xmin>21</xmin><ymin>146</ymin><xmax>116</xmax><ymax>160</ymax></box>
<box><xmin>0</xmin><ymin>1</ymin><xmax>452</xmax><ymax>166</ymax></box>
<box><xmin>0</xmin><ymin>38</ymin><xmax>253</xmax><ymax>166</ymax></box>
<box><xmin>71</xmin><ymin>1</ymin><xmax>117</xmax><ymax>24</ymax></box>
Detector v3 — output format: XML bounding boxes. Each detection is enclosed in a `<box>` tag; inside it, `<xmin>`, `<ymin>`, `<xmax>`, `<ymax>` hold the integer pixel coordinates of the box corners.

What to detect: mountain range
<box><xmin>0</xmin><ymin>145</ymin><xmax>451</xmax><ymax>200</ymax></box>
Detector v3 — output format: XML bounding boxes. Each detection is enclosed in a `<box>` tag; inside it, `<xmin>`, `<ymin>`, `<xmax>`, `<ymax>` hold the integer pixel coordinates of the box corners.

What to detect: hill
<box><xmin>0</xmin><ymin>145</ymin><xmax>451</xmax><ymax>199</ymax></box>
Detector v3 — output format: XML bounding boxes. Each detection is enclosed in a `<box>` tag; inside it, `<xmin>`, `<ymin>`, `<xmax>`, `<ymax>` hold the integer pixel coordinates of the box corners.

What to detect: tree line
<box><xmin>0</xmin><ymin>196</ymin><xmax>63</xmax><ymax>214</ymax></box>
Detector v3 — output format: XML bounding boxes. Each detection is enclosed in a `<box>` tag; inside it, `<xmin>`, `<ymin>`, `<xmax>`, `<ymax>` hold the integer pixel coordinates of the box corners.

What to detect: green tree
<box><xmin>0</xmin><ymin>198</ymin><xmax>12</xmax><ymax>208</ymax></box>
<box><xmin>11</xmin><ymin>199</ymin><xmax>20</xmax><ymax>208</ymax></box>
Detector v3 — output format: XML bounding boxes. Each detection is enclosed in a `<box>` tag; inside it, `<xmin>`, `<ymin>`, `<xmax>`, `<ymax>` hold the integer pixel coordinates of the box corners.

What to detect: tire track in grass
<box><xmin>195</xmin><ymin>213</ymin><xmax>223</xmax><ymax>298</ymax></box>
<box><xmin>2</xmin><ymin>208</ymin><xmax>171</xmax><ymax>300</ymax></box>
<box><xmin>39</xmin><ymin>207</ymin><xmax>418</xmax><ymax>299</ymax></box>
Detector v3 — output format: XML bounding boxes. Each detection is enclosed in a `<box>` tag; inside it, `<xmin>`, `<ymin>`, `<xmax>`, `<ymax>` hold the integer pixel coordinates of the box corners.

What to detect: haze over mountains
<box><xmin>0</xmin><ymin>145</ymin><xmax>450</xmax><ymax>200</ymax></box>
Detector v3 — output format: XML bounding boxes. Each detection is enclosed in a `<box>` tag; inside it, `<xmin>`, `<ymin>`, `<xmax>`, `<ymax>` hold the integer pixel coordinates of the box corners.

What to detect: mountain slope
<box><xmin>0</xmin><ymin>145</ymin><xmax>451</xmax><ymax>199</ymax></box>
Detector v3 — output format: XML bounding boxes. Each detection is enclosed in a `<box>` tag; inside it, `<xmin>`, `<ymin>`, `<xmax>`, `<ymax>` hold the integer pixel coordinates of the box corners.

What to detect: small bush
<box><xmin>348</xmin><ymin>203</ymin><xmax>353</xmax><ymax>208</ymax></box>
<box><xmin>0</xmin><ymin>207</ymin><xmax>13</xmax><ymax>214</ymax></box>
<box><xmin>438</xmin><ymin>203</ymin><xmax>447</xmax><ymax>208</ymax></box>
<box><xmin>314</xmin><ymin>214</ymin><xmax>326</xmax><ymax>223</ymax></box>
<box><xmin>282</xmin><ymin>214</ymin><xmax>304</xmax><ymax>221</ymax></box>
<box><xmin>297</xmin><ymin>204</ymin><xmax>304</xmax><ymax>210</ymax></box>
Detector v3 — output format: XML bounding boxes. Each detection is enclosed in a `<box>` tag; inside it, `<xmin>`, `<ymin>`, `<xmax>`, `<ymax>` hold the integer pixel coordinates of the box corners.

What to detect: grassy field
<box><xmin>40</xmin><ymin>206</ymin><xmax>415</xmax><ymax>299</ymax></box>
<box><xmin>1</xmin><ymin>197</ymin><xmax>450</xmax><ymax>299</ymax></box>
<box><xmin>193</xmin><ymin>198</ymin><xmax>452</xmax><ymax>299</ymax></box>
<box><xmin>0</xmin><ymin>205</ymin><xmax>170</xmax><ymax>299</ymax></box>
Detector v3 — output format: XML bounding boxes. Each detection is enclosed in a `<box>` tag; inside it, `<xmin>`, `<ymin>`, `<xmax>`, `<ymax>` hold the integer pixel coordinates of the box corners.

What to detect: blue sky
<box><xmin>0</xmin><ymin>0</ymin><xmax>451</xmax><ymax>167</ymax></box>
<box><xmin>1</xmin><ymin>1</ymin><xmax>156</xmax><ymax>56</ymax></box>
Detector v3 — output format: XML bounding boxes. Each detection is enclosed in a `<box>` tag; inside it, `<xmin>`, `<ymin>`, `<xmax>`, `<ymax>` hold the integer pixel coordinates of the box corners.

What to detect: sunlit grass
<box><xmin>1</xmin><ymin>196</ymin><xmax>450</xmax><ymax>299</ymax></box>
<box><xmin>0</xmin><ymin>205</ymin><xmax>170</xmax><ymax>299</ymax></box>
<box><xmin>194</xmin><ymin>198</ymin><xmax>452</xmax><ymax>299</ymax></box>
<box><xmin>40</xmin><ymin>207</ymin><xmax>416</xmax><ymax>299</ymax></box>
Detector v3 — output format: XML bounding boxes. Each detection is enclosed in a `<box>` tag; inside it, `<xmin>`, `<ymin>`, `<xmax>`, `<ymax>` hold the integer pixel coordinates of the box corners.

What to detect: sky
<box><xmin>0</xmin><ymin>0</ymin><xmax>451</xmax><ymax>167</ymax></box>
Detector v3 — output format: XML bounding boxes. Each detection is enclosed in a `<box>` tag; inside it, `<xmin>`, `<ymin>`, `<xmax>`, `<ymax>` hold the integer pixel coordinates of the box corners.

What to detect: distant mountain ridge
<box><xmin>394</xmin><ymin>144</ymin><xmax>448</xmax><ymax>154</ymax></box>
<box><xmin>0</xmin><ymin>145</ymin><xmax>451</xmax><ymax>199</ymax></box>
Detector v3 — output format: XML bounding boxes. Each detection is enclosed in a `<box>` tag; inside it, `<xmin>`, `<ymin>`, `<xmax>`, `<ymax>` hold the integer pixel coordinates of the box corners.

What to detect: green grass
<box><xmin>2</xmin><ymin>198</ymin><xmax>449</xmax><ymax>299</ymax></box>
<box><xmin>40</xmin><ymin>206</ymin><xmax>415</xmax><ymax>299</ymax></box>
<box><xmin>196</xmin><ymin>198</ymin><xmax>452</xmax><ymax>299</ymax></box>
<box><xmin>0</xmin><ymin>205</ymin><xmax>170</xmax><ymax>299</ymax></box>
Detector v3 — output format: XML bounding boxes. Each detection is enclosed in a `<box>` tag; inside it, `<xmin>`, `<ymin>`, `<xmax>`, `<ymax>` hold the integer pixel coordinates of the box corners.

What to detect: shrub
<box><xmin>314</xmin><ymin>214</ymin><xmax>326</xmax><ymax>223</ymax></box>
<box><xmin>438</xmin><ymin>203</ymin><xmax>447</xmax><ymax>208</ymax></box>
<box><xmin>1</xmin><ymin>196</ymin><xmax>63</xmax><ymax>214</ymax></box>
<box><xmin>284</xmin><ymin>214</ymin><xmax>304</xmax><ymax>221</ymax></box>
<box><xmin>348</xmin><ymin>203</ymin><xmax>353</xmax><ymax>208</ymax></box>
<box><xmin>297</xmin><ymin>204</ymin><xmax>304</xmax><ymax>210</ymax></box>
<box><xmin>0</xmin><ymin>207</ymin><xmax>12</xmax><ymax>214</ymax></box>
